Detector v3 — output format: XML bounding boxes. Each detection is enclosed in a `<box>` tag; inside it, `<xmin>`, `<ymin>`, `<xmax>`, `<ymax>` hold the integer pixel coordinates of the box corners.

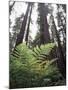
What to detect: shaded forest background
<box><xmin>9</xmin><ymin>1</ymin><xmax>66</xmax><ymax>89</ymax></box>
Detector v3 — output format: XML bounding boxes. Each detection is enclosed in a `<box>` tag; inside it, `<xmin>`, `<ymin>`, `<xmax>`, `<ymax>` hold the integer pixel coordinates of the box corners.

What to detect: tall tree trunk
<box><xmin>57</xmin><ymin>4</ymin><xmax>66</xmax><ymax>57</ymax></box>
<box><xmin>25</xmin><ymin>3</ymin><xmax>33</xmax><ymax>45</ymax></box>
<box><xmin>38</xmin><ymin>3</ymin><xmax>50</xmax><ymax>45</ymax></box>
<box><xmin>15</xmin><ymin>3</ymin><xmax>31</xmax><ymax>47</ymax></box>
<box><xmin>44</xmin><ymin>16</ymin><xmax>50</xmax><ymax>43</ymax></box>
<box><xmin>51</xmin><ymin>15</ymin><xmax>66</xmax><ymax>79</ymax></box>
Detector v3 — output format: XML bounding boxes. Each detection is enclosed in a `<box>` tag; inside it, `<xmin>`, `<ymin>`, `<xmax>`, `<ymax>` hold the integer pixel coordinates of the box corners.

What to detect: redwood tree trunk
<box><xmin>52</xmin><ymin>15</ymin><xmax>66</xmax><ymax>79</ymax></box>
<box><xmin>15</xmin><ymin>3</ymin><xmax>31</xmax><ymax>46</ymax></box>
<box><xmin>25</xmin><ymin>3</ymin><xmax>33</xmax><ymax>45</ymax></box>
<box><xmin>38</xmin><ymin>3</ymin><xmax>50</xmax><ymax>45</ymax></box>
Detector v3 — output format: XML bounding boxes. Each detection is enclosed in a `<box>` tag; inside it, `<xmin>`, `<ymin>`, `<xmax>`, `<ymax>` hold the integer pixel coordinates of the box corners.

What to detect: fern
<box><xmin>32</xmin><ymin>43</ymin><xmax>56</xmax><ymax>64</ymax></box>
<box><xmin>10</xmin><ymin>43</ymin><xmax>65</xmax><ymax>88</ymax></box>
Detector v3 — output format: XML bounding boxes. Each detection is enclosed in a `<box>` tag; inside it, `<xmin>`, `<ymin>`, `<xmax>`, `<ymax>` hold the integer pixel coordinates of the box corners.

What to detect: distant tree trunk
<box><xmin>44</xmin><ymin>16</ymin><xmax>50</xmax><ymax>43</ymax></box>
<box><xmin>25</xmin><ymin>3</ymin><xmax>33</xmax><ymax>45</ymax></box>
<box><xmin>38</xmin><ymin>3</ymin><xmax>50</xmax><ymax>45</ymax></box>
<box><xmin>50</xmin><ymin>26</ymin><xmax>55</xmax><ymax>42</ymax></box>
<box><xmin>15</xmin><ymin>3</ymin><xmax>31</xmax><ymax>47</ymax></box>
<box><xmin>51</xmin><ymin>14</ymin><xmax>66</xmax><ymax>79</ymax></box>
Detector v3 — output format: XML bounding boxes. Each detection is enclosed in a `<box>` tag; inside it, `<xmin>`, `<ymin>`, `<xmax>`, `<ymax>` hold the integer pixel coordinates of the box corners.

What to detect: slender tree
<box><xmin>15</xmin><ymin>3</ymin><xmax>31</xmax><ymax>46</ymax></box>
<box><xmin>10</xmin><ymin>14</ymin><xmax>24</xmax><ymax>51</ymax></box>
<box><xmin>25</xmin><ymin>3</ymin><xmax>33</xmax><ymax>45</ymax></box>
<box><xmin>56</xmin><ymin>4</ymin><xmax>66</xmax><ymax>56</ymax></box>
<box><xmin>9</xmin><ymin>1</ymin><xmax>15</xmax><ymax>52</ymax></box>
<box><xmin>50</xmin><ymin>14</ymin><xmax>66</xmax><ymax>79</ymax></box>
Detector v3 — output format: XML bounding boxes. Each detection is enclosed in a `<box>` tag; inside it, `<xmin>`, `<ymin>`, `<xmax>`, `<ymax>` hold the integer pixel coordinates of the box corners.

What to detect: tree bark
<box><xmin>15</xmin><ymin>3</ymin><xmax>31</xmax><ymax>46</ymax></box>
<box><xmin>38</xmin><ymin>3</ymin><xmax>50</xmax><ymax>45</ymax></box>
<box><xmin>25</xmin><ymin>3</ymin><xmax>33</xmax><ymax>45</ymax></box>
<box><xmin>52</xmin><ymin>15</ymin><xmax>66</xmax><ymax>79</ymax></box>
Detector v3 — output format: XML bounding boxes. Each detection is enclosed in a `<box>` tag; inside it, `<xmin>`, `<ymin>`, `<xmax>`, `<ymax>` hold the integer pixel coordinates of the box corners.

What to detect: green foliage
<box><xmin>32</xmin><ymin>43</ymin><xmax>56</xmax><ymax>61</ymax></box>
<box><xmin>10</xmin><ymin>43</ymin><xmax>65</xmax><ymax>88</ymax></box>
